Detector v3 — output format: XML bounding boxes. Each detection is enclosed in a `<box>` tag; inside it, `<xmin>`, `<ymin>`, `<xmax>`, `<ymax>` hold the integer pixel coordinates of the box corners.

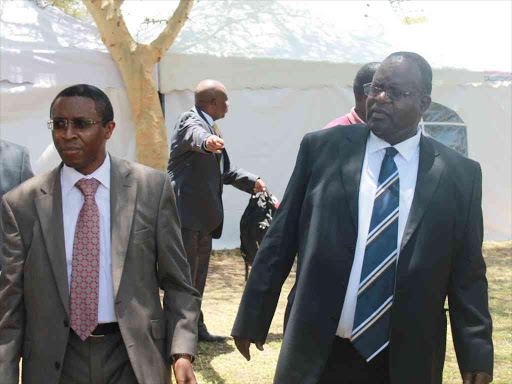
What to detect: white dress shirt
<box><xmin>336</xmin><ymin>129</ymin><xmax>421</xmax><ymax>338</ymax></box>
<box><xmin>61</xmin><ymin>154</ymin><xmax>117</xmax><ymax>323</ymax></box>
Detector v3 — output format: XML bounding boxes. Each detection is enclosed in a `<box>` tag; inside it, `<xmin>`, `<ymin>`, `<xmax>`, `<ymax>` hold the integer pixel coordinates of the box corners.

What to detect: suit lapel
<box><xmin>35</xmin><ymin>166</ymin><xmax>70</xmax><ymax>314</ymax></box>
<box><xmin>339</xmin><ymin>125</ymin><xmax>369</xmax><ymax>233</ymax></box>
<box><xmin>110</xmin><ymin>156</ymin><xmax>137</xmax><ymax>299</ymax></box>
<box><xmin>396</xmin><ymin>136</ymin><xmax>444</xmax><ymax>280</ymax></box>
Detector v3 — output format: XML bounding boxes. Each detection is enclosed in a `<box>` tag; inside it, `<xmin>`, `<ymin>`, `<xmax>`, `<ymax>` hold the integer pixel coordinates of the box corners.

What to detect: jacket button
<box><xmin>63</xmin><ymin>320</ymin><xmax>69</xmax><ymax>327</ymax></box>
<box><xmin>55</xmin><ymin>362</ymin><xmax>61</xmax><ymax>370</ymax></box>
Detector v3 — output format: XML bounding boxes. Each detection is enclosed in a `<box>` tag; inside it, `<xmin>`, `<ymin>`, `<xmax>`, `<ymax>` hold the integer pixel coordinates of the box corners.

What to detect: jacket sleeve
<box><xmin>222</xmin><ymin>159</ymin><xmax>259</xmax><ymax>194</ymax></box>
<box><xmin>448</xmin><ymin>163</ymin><xmax>494</xmax><ymax>377</ymax></box>
<box><xmin>173</xmin><ymin>113</ymin><xmax>212</xmax><ymax>155</ymax></box>
<box><xmin>231</xmin><ymin>134</ymin><xmax>311</xmax><ymax>342</ymax></box>
<box><xmin>0</xmin><ymin>197</ymin><xmax>25</xmax><ymax>384</ymax></box>
<box><xmin>155</xmin><ymin>175</ymin><xmax>201</xmax><ymax>360</ymax></box>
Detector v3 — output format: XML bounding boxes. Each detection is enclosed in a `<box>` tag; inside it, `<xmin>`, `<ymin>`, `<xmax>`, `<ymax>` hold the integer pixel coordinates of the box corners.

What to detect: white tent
<box><xmin>0</xmin><ymin>0</ymin><xmax>141</xmax><ymax>174</ymax></box>
<box><xmin>159</xmin><ymin>1</ymin><xmax>511</xmax><ymax>246</ymax></box>
<box><xmin>1</xmin><ymin>1</ymin><xmax>510</xmax><ymax>248</ymax></box>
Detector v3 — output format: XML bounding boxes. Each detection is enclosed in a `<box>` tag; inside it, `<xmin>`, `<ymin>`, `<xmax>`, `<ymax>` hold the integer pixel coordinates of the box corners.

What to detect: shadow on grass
<box><xmin>195</xmin><ymin>340</ymin><xmax>235</xmax><ymax>384</ymax></box>
<box><xmin>266</xmin><ymin>333</ymin><xmax>283</xmax><ymax>343</ymax></box>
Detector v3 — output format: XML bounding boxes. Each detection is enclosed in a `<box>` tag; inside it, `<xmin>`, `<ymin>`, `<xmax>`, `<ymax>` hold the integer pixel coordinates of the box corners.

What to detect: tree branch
<box><xmin>150</xmin><ymin>0</ymin><xmax>194</xmax><ymax>64</ymax></box>
<box><xmin>82</xmin><ymin>0</ymin><xmax>136</xmax><ymax>57</ymax></box>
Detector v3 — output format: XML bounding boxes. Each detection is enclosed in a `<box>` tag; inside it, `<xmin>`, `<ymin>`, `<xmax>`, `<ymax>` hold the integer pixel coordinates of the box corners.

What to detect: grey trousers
<box><xmin>60</xmin><ymin>330</ymin><xmax>138</xmax><ymax>384</ymax></box>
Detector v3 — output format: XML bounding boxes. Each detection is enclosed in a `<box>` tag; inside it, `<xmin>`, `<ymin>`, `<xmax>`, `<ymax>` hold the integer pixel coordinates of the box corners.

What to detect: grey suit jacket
<box><xmin>0</xmin><ymin>156</ymin><xmax>200</xmax><ymax>384</ymax></box>
<box><xmin>232</xmin><ymin>124</ymin><xmax>493</xmax><ymax>384</ymax></box>
<box><xmin>168</xmin><ymin>106</ymin><xmax>258</xmax><ymax>238</ymax></box>
<box><xmin>0</xmin><ymin>139</ymin><xmax>34</xmax><ymax>270</ymax></box>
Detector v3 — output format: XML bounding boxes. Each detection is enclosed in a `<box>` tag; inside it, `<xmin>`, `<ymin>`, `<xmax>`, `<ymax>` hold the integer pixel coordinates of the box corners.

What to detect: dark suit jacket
<box><xmin>0</xmin><ymin>139</ymin><xmax>34</xmax><ymax>270</ymax></box>
<box><xmin>168</xmin><ymin>106</ymin><xmax>258</xmax><ymax>238</ymax></box>
<box><xmin>232</xmin><ymin>124</ymin><xmax>493</xmax><ymax>384</ymax></box>
<box><xmin>0</xmin><ymin>156</ymin><xmax>200</xmax><ymax>384</ymax></box>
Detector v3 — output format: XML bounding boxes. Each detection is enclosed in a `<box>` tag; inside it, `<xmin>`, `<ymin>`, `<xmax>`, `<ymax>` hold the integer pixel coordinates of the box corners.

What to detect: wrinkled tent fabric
<box><xmin>1</xmin><ymin>1</ymin><xmax>511</xmax><ymax>247</ymax></box>
<box><xmin>0</xmin><ymin>1</ymin><xmax>149</xmax><ymax>174</ymax></box>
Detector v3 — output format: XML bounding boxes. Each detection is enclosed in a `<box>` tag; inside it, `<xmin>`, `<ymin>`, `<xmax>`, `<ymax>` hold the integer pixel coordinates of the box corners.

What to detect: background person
<box><xmin>0</xmin><ymin>139</ymin><xmax>34</xmax><ymax>271</ymax></box>
<box><xmin>168</xmin><ymin>79</ymin><xmax>266</xmax><ymax>342</ymax></box>
<box><xmin>324</xmin><ymin>62</ymin><xmax>381</xmax><ymax>128</ymax></box>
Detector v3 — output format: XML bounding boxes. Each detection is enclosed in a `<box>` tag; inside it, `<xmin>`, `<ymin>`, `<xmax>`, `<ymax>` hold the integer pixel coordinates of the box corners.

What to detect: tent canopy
<box><xmin>1</xmin><ymin>1</ymin><xmax>511</xmax><ymax>246</ymax></box>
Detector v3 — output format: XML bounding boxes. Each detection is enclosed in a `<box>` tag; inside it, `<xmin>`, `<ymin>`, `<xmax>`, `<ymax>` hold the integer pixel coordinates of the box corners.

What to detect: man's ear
<box><xmin>104</xmin><ymin>121</ymin><xmax>116</xmax><ymax>140</ymax></box>
<box><xmin>419</xmin><ymin>94</ymin><xmax>432</xmax><ymax>115</ymax></box>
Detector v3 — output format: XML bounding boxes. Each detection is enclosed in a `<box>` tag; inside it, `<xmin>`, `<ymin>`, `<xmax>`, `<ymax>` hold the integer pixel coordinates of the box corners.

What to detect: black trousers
<box><xmin>181</xmin><ymin>227</ymin><xmax>213</xmax><ymax>327</ymax></box>
<box><xmin>317</xmin><ymin>337</ymin><xmax>390</xmax><ymax>384</ymax></box>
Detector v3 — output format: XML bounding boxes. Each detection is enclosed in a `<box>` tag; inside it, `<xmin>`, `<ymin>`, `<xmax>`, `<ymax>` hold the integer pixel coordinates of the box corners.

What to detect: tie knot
<box><xmin>76</xmin><ymin>178</ymin><xmax>100</xmax><ymax>197</ymax></box>
<box><xmin>385</xmin><ymin>147</ymin><xmax>398</xmax><ymax>158</ymax></box>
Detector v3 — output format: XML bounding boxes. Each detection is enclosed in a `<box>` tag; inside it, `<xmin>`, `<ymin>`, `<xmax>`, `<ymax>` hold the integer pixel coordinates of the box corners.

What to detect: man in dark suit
<box><xmin>0</xmin><ymin>139</ymin><xmax>34</xmax><ymax>271</ymax></box>
<box><xmin>232</xmin><ymin>52</ymin><xmax>493</xmax><ymax>384</ymax></box>
<box><xmin>0</xmin><ymin>84</ymin><xmax>200</xmax><ymax>384</ymax></box>
<box><xmin>168</xmin><ymin>79</ymin><xmax>266</xmax><ymax>342</ymax></box>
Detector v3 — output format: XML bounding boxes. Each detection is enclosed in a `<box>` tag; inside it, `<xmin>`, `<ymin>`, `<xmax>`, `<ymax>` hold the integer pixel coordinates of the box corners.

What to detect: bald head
<box><xmin>194</xmin><ymin>80</ymin><xmax>229</xmax><ymax>120</ymax></box>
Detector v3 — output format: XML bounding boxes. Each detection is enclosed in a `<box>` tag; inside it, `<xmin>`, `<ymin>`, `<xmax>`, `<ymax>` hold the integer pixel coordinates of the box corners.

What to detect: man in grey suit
<box><xmin>0</xmin><ymin>84</ymin><xmax>200</xmax><ymax>384</ymax></box>
<box><xmin>168</xmin><ymin>79</ymin><xmax>266</xmax><ymax>342</ymax></box>
<box><xmin>232</xmin><ymin>52</ymin><xmax>493</xmax><ymax>384</ymax></box>
<box><xmin>0</xmin><ymin>139</ymin><xmax>34</xmax><ymax>271</ymax></box>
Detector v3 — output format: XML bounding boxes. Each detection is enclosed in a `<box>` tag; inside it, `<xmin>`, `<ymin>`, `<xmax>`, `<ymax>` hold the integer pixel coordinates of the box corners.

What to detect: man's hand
<box><xmin>173</xmin><ymin>356</ymin><xmax>197</xmax><ymax>384</ymax></box>
<box><xmin>233</xmin><ymin>336</ymin><xmax>264</xmax><ymax>361</ymax></box>
<box><xmin>205</xmin><ymin>135</ymin><xmax>225</xmax><ymax>153</ymax></box>
<box><xmin>254</xmin><ymin>179</ymin><xmax>266</xmax><ymax>194</ymax></box>
<box><xmin>462</xmin><ymin>371</ymin><xmax>492</xmax><ymax>384</ymax></box>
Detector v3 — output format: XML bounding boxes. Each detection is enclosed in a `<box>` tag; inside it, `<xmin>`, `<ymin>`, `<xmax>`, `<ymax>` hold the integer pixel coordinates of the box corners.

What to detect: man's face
<box><xmin>366</xmin><ymin>58</ymin><xmax>431</xmax><ymax>145</ymax></box>
<box><xmin>212</xmin><ymin>88</ymin><xmax>229</xmax><ymax>120</ymax></box>
<box><xmin>51</xmin><ymin>96</ymin><xmax>115</xmax><ymax>175</ymax></box>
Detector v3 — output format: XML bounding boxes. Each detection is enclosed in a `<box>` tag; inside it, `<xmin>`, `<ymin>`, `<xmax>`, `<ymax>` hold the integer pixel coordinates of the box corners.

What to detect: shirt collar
<box><xmin>201</xmin><ymin>110</ymin><xmax>214</xmax><ymax>126</ymax></box>
<box><xmin>368</xmin><ymin>127</ymin><xmax>421</xmax><ymax>162</ymax></box>
<box><xmin>348</xmin><ymin>107</ymin><xmax>365</xmax><ymax>124</ymax></box>
<box><xmin>61</xmin><ymin>153</ymin><xmax>111</xmax><ymax>196</ymax></box>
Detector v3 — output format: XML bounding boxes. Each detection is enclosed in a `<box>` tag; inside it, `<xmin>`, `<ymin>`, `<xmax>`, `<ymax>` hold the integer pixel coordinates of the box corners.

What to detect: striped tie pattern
<box><xmin>351</xmin><ymin>147</ymin><xmax>399</xmax><ymax>361</ymax></box>
<box><xmin>213</xmin><ymin>122</ymin><xmax>224</xmax><ymax>174</ymax></box>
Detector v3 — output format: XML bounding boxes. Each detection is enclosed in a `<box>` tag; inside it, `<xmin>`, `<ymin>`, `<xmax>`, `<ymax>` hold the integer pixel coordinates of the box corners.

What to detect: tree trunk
<box><xmin>82</xmin><ymin>0</ymin><xmax>194</xmax><ymax>171</ymax></box>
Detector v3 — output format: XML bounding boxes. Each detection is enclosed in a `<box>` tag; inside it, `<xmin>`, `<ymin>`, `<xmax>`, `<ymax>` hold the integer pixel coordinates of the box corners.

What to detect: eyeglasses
<box><xmin>47</xmin><ymin>118</ymin><xmax>102</xmax><ymax>131</ymax></box>
<box><xmin>363</xmin><ymin>83</ymin><xmax>415</xmax><ymax>102</ymax></box>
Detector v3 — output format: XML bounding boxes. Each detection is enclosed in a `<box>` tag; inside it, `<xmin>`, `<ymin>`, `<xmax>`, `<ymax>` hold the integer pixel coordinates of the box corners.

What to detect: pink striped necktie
<box><xmin>69</xmin><ymin>178</ymin><xmax>101</xmax><ymax>341</ymax></box>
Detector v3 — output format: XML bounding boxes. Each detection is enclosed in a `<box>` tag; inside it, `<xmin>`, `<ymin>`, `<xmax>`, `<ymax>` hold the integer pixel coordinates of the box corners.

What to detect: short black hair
<box><xmin>387</xmin><ymin>51</ymin><xmax>433</xmax><ymax>95</ymax></box>
<box><xmin>353</xmin><ymin>62</ymin><xmax>381</xmax><ymax>101</ymax></box>
<box><xmin>50</xmin><ymin>84</ymin><xmax>114</xmax><ymax>124</ymax></box>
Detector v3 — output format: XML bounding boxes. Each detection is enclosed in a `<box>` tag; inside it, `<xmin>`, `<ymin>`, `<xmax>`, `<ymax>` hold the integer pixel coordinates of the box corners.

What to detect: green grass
<box><xmin>190</xmin><ymin>242</ymin><xmax>511</xmax><ymax>384</ymax></box>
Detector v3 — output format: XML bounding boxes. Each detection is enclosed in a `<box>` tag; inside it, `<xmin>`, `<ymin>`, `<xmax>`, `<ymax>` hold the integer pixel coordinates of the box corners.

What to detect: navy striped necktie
<box><xmin>351</xmin><ymin>147</ymin><xmax>399</xmax><ymax>361</ymax></box>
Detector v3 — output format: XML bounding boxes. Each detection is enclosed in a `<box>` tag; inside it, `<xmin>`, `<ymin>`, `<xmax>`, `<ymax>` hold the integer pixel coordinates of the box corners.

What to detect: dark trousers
<box><xmin>60</xmin><ymin>329</ymin><xmax>138</xmax><ymax>384</ymax></box>
<box><xmin>181</xmin><ymin>227</ymin><xmax>213</xmax><ymax>327</ymax></box>
<box><xmin>317</xmin><ymin>337</ymin><xmax>390</xmax><ymax>384</ymax></box>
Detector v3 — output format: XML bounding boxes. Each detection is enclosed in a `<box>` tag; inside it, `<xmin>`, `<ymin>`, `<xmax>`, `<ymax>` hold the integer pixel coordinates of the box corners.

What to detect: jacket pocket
<box><xmin>150</xmin><ymin>319</ymin><xmax>164</xmax><ymax>340</ymax></box>
<box><xmin>133</xmin><ymin>228</ymin><xmax>152</xmax><ymax>244</ymax></box>
<box><xmin>22</xmin><ymin>340</ymin><xmax>31</xmax><ymax>360</ymax></box>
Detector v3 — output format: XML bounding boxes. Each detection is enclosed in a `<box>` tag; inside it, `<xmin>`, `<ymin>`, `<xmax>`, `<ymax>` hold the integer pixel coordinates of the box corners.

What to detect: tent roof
<box><xmin>0</xmin><ymin>1</ymin><xmax>123</xmax><ymax>89</ymax></box>
<box><xmin>129</xmin><ymin>0</ymin><xmax>511</xmax><ymax>72</ymax></box>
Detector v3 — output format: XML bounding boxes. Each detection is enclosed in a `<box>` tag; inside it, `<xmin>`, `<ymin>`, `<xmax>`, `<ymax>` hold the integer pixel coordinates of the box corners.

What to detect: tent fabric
<box><xmin>1</xmin><ymin>1</ymin><xmax>511</xmax><ymax>247</ymax></box>
<box><xmin>159</xmin><ymin>1</ymin><xmax>511</xmax><ymax>246</ymax></box>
